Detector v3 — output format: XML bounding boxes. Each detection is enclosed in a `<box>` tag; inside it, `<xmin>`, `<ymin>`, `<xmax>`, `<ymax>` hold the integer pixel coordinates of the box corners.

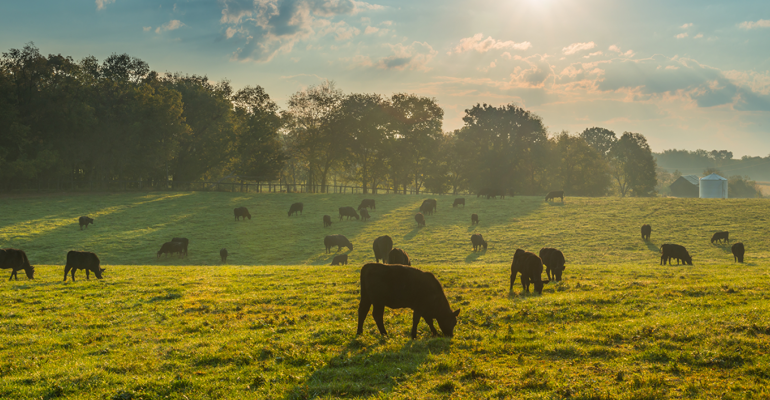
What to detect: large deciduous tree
<box><xmin>609</xmin><ymin>132</ymin><xmax>657</xmax><ymax>197</ymax></box>
<box><xmin>579</xmin><ymin>127</ymin><xmax>617</xmax><ymax>157</ymax></box>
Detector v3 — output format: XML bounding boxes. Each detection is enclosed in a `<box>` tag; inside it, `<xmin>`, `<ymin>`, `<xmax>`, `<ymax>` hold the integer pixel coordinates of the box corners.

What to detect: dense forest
<box><xmin>2</xmin><ymin>43</ymin><xmax>758</xmax><ymax>197</ymax></box>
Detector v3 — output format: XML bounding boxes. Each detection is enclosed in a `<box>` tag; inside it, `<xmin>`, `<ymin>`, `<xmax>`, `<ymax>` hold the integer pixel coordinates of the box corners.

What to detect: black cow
<box><xmin>732</xmin><ymin>243</ymin><xmax>745</xmax><ymax>263</ymax></box>
<box><xmin>324</xmin><ymin>234</ymin><xmax>353</xmax><ymax>253</ymax></box>
<box><xmin>510</xmin><ymin>249</ymin><xmax>549</xmax><ymax>294</ymax></box>
<box><xmin>477</xmin><ymin>187</ymin><xmax>507</xmax><ymax>199</ymax></box>
<box><xmin>420</xmin><ymin>199</ymin><xmax>437</xmax><ymax>215</ymax></box>
<box><xmin>660</xmin><ymin>243</ymin><xmax>693</xmax><ymax>265</ymax></box>
<box><xmin>288</xmin><ymin>202</ymin><xmax>304</xmax><ymax>217</ymax></box>
<box><xmin>471</xmin><ymin>213</ymin><xmax>479</xmax><ymax>225</ymax></box>
<box><xmin>323</xmin><ymin>215</ymin><xmax>332</xmax><ymax>228</ymax></box>
<box><xmin>64</xmin><ymin>251</ymin><xmax>104</xmax><ymax>282</ymax></box>
<box><xmin>415</xmin><ymin>213</ymin><xmax>426</xmax><ymax>227</ymax></box>
<box><xmin>234</xmin><ymin>207</ymin><xmax>251</xmax><ymax>221</ymax></box>
<box><xmin>545</xmin><ymin>190</ymin><xmax>564</xmax><ymax>202</ymax></box>
<box><xmin>711</xmin><ymin>231</ymin><xmax>729</xmax><ymax>244</ymax></box>
<box><xmin>360</xmin><ymin>209</ymin><xmax>371</xmax><ymax>222</ymax></box>
<box><xmin>539</xmin><ymin>247</ymin><xmax>566</xmax><ymax>282</ymax></box>
<box><xmin>641</xmin><ymin>224</ymin><xmax>652</xmax><ymax>240</ymax></box>
<box><xmin>425</xmin><ymin>199</ymin><xmax>437</xmax><ymax>213</ymax></box>
<box><xmin>0</xmin><ymin>248</ymin><xmax>34</xmax><ymax>280</ymax></box>
<box><xmin>471</xmin><ymin>234</ymin><xmax>487</xmax><ymax>251</ymax></box>
<box><xmin>373</xmin><ymin>235</ymin><xmax>394</xmax><ymax>263</ymax></box>
<box><xmin>339</xmin><ymin>207</ymin><xmax>360</xmax><ymax>221</ymax></box>
<box><xmin>388</xmin><ymin>248</ymin><xmax>411</xmax><ymax>266</ymax></box>
<box><xmin>220</xmin><ymin>248</ymin><xmax>228</xmax><ymax>263</ymax></box>
<box><xmin>452</xmin><ymin>198</ymin><xmax>465</xmax><ymax>208</ymax></box>
<box><xmin>331</xmin><ymin>254</ymin><xmax>348</xmax><ymax>266</ymax></box>
<box><xmin>358</xmin><ymin>199</ymin><xmax>376</xmax><ymax>211</ymax></box>
<box><xmin>171</xmin><ymin>237</ymin><xmax>189</xmax><ymax>256</ymax></box>
<box><xmin>157</xmin><ymin>241</ymin><xmax>184</xmax><ymax>258</ymax></box>
<box><xmin>357</xmin><ymin>263</ymin><xmax>460</xmax><ymax>339</ymax></box>
<box><xmin>79</xmin><ymin>216</ymin><xmax>94</xmax><ymax>230</ymax></box>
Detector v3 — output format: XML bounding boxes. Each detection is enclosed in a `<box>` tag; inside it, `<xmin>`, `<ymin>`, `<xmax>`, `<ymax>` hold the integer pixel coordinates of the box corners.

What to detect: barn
<box><xmin>669</xmin><ymin>175</ymin><xmax>699</xmax><ymax>198</ymax></box>
<box><xmin>700</xmin><ymin>173</ymin><xmax>728</xmax><ymax>199</ymax></box>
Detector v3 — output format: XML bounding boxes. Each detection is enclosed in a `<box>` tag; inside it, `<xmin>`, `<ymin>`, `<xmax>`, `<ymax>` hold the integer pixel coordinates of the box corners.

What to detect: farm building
<box><xmin>700</xmin><ymin>173</ymin><xmax>728</xmax><ymax>198</ymax></box>
<box><xmin>669</xmin><ymin>175</ymin><xmax>699</xmax><ymax>197</ymax></box>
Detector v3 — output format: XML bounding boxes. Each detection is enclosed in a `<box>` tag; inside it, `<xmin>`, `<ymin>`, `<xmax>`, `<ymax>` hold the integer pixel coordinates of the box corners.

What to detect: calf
<box><xmin>323</xmin><ymin>215</ymin><xmax>332</xmax><ymax>228</ymax></box>
<box><xmin>641</xmin><ymin>224</ymin><xmax>651</xmax><ymax>240</ymax></box>
<box><xmin>357</xmin><ymin>263</ymin><xmax>460</xmax><ymax>339</ymax></box>
<box><xmin>220</xmin><ymin>248</ymin><xmax>228</xmax><ymax>263</ymax></box>
<box><xmin>471</xmin><ymin>213</ymin><xmax>479</xmax><ymax>225</ymax></box>
<box><xmin>0</xmin><ymin>248</ymin><xmax>35</xmax><ymax>280</ymax></box>
<box><xmin>157</xmin><ymin>241</ymin><xmax>184</xmax><ymax>258</ymax></box>
<box><xmin>234</xmin><ymin>207</ymin><xmax>251</xmax><ymax>221</ymax></box>
<box><xmin>324</xmin><ymin>234</ymin><xmax>353</xmax><ymax>253</ymax></box>
<box><xmin>339</xmin><ymin>206</ymin><xmax>360</xmax><ymax>221</ymax></box>
<box><xmin>171</xmin><ymin>237</ymin><xmax>189</xmax><ymax>256</ymax></box>
<box><xmin>539</xmin><ymin>248</ymin><xmax>566</xmax><ymax>282</ymax></box>
<box><xmin>79</xmin><ymin>216</ymin><xmax>94</xmax><ymax>230</ymax></box>
<box><xmin>732</xmin><ymin>243</ymin><xmax>745</xmax><ymax>263</ymax></box>
<box><xmin>415</xmin><ymin>213</ymin><xmax>426</xmax><ymax>227</ymax></box>
<box><xmin>288</xmin><ymin>202</ymin><xmax>304</xmax><ymax>217</ymax></box>
<box><xmin>331</xmin><ymin>254</ymin><xmax>348</xmax><ymax>266</ymax></box>
<box><xmin>470</xmin><ymin>234</ymin><xmax>487</xmax><ymax>251</ymax></box>
<box><xmin>388</xmin><ymin>248</ymin><xmax>411</xmax><ymax>266</ymax></box>
<box><xmin>545</xmin><ymin>190</ymin><xmax>564</xmax><ymax>202</ymax></box>
<box><xmin>63</xmin><ymin>251</ymin><xmax>104</xmax><ymax>282</ymax></box>
<box><xmin>373</xmin><ymin>235</ymin><xmax>393</xmax><ymax>263</ymax></box>
<box><xmin>711</xmin><ymin>231</ymin><xmax>729</xmax><ymax>244</ymax></box>
<box><xmin>360</xmin><ymin>208</ymin><xmax>371</xmax><ymax>222</ymax></box>
<box><xmin>510</xmin><ymin>249</ymin><xmax>549</xmax><ymax>294</ymax></box>
<box><xmin>452</xmin><ymin>198</ymin><xmax>465</xmax><ymax>208</ymax></box>
<box><xmin>660</xmin><ymin>243</ymin><xmax>693</xmax><ymax>265</ymax></box>
<box><xmin>358</xmin><ymin>199</ymin><xmax>376</xmax><ymax>211</ymax></box>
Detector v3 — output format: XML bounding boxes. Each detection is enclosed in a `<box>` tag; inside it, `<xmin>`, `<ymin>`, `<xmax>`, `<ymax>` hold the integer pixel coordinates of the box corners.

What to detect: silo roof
<box><xmin>701</xmin><ymin>173</ymin><xmax>727</xmax><ymax>181</ymax></box>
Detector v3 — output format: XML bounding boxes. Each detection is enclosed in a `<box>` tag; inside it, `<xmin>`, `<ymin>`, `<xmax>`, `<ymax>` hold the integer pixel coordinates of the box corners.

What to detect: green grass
<box><xmin>1</xmin><ymin>193</ymin><xmax>770</xmax><ymax>399</ymax></box>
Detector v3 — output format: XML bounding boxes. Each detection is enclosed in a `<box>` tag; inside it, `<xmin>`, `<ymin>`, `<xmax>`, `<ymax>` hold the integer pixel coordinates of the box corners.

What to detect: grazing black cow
<box><xmin>545</xmin><ymin>190</ymin><xmax>564</xmax><ymax>202</ymax></box>
<box><xmin>324</xmin><ymin>234</ymin><xmax>353</xmax><ymax>253</ymax></box>
<box><xmin>323</xmin><ymin>215</ymin><xmax>332</xmax><ymax>228</ymax></box>
<box><xmin>358</xmin><ymin>199</ymin><xmax>376</xmax><ymax>211</ymax></box>
<box><xmin>63</xmin><ymin>251</ymin><xmax>104</xmax><ymax>282</ymax></box>
<box><xmin>711</xmin><ymin>231</ymin><xmax>729</xmax><ymax>244</ymax></box>
<box><xmin>419</xmin><ymin>202</ymin><xmax>433</xmax><ymax>216</ymax></box>
<box><xmin>477</xmin><ymin>187</ymin><xmax>508</xmax><ymax>199</ymax></box>
<box><xmin>0</xmin><ymin>248</ymin><xmax>34</xmax><ymax>280</ymax></box>
<box><xmin>157</xmin><ymin>241</ymin><xmax>184</xmax><ymax>258</ymax></box>
<box><xmin>509</xmin><ymin>249</ymin><xmax>549</xmax><ymax>294</ymax></box>
<box><xmin>471</xmin><ymin>213</ymin><xmax>479</xmax><ymax>225</ymax></box>
<box><xmin>79</xmin><ymin>216</ymin><xmax>94</xmax><ymax>230</ymax></box>
<box><xmin>288</xmin><ymin>202</ymin><xmax>304</xmax><ymax>217</ymax></box>
<box><xmin>339</xmin><ymin>207</ymin><xmax>360</xmax><ymax>221</ymax></box>
<box><xmin>732</xmin><ymin>243</ymin><xmax>745</xmax><ymax>263</ymax></box>
<box><xmin>660</xmin><ymin>243</ymin><xmax>693</xmax><ymax>265</ymax></box>
<box><xmin>331</xmin><ymin>254</ymin><xmax>348</xmax><ymax>266</ymax></box>
<box><xmin>373</xmin><ymin>236</ymin><xmax>394</xmax><ymax>263</ymax></box>
<box><xmin>470</xmin><ymin>234</ymin><xmax>487</xmax><ymax>251</ymax></box>
<box><xmin>415</xmin><ymin>213</ymin><xmax>426</xmax><ymax>227</ymax></box>
<box><xmin>360</xmin><ymin>208</ymin><xmax>371</xmax><ymax>222</ymax></box>
<box><xmin>171</xmin><ymin>237</ymin><xmax>189</xmax><ymax>256</ymax></box>
<box><xmin>388</xmin><ymin>248</ymin><xmax>411</xmax><ymax>266</ymax></box>
<box><xmin>357</xmin><ymin>263</ymin><xmax>460</xmax><ymax>339</ymax></box>
<box><xmin>234</xmin><ymin>207</ymin><xmax>251</xmax><ymax>221</ymax></box>
<box><xmin>220</xmin><ymin>248</ymin><xmax>228</xmax><ymax>263</ymax></box>
<box><xmin>452</xmin><ymin>198</ymin><xmax>465</xmax><ymax>208</ymax></box>
<box><xmin>641</xmin><ymin>224</ymin><xmax>652</xmax><ymax>240</ymax></box>
<box><xmin>425</xmin><ymin>199</ymin><xmax>437</xmax><ymax>213</ymax></box>
<box><xmin>539</xmin><ymin>248</ymin><xmax>566</xmax><ymax>282</ymax></box>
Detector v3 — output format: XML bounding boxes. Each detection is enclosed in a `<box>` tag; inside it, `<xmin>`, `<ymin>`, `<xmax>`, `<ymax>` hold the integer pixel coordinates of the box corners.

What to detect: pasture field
<box><xmin>1</xmin><ymin>192</ymin><xmax>770</xmax><ymax>399</ymax></box>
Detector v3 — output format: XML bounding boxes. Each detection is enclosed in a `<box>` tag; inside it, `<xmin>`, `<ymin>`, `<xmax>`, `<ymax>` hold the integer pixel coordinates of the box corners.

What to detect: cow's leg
<box><xmin>372</xmin><ymin>304</ymin><xmax>387</xmax><ymax>336</ymax></box>
<box><xmin>86</xmin><ymin>269</ymin><xmax>90</xmax><ymax>280</ymax></box>
<box><xmin>410</xmin><ymin>311</ymin><xmax>422</xmax><ymax>339</ymax></box>
<box><xmin>510</xmin><ymin>271</ymin><xmax>518</xmax><ymax>291</ymax></box>
<box><xmin>8</xmin><ymin>271</ymin><xmax>13</xmax><ymax>281</ymax></box>
<box><xmin>10</xmin><ymin>270</ymin><xmax>17</xmax><ymax>280</ymax></box>
<box><xmin>63</xmin><ymin>264</ymin><xmax>72</xmax><ymax>281</ymax></box>
<box><xmin>424</xmin><ymin>317</ymin><xmax>439</xmax><ymax>336</ymax></box>
<box><xmin>71</xmin><ymin>268</ymin><xmax>77</xmax><ymax>282</ymax></box>
<box><xmin>546</xmin><ymin>266</ymin><xmax>552</xmax><ymax>281</ymax></box>
<box><xmin>357</xmin><ymin>300</ymin><xmax>371</xmax><ymax>335</ymax></box>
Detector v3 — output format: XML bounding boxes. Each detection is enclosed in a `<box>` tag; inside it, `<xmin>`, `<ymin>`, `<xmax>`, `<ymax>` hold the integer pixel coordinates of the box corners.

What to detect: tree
<box><xmin>609</xmin><ymin>132</ymin><xmax>657</xmax><ymax>197</ymax></box>
<box><xmin>579</xmin><ymin>127</ymin><xmax>617</xmax><ymax>156</ymax></box>
<box><xmin>551</xmin><ymin>133</ymin><xmax>610</xmax><ymax>196</ymax></box>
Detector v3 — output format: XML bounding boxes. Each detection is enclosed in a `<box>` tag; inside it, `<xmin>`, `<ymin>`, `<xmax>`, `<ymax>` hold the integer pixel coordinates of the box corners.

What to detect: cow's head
<box><xmin>534</xmin><ymin>280</ymin><xmax>550</xmax><ymax>294</ymax></box>
<box><xmin>438</xmin><ymin>309</ymin><xmax>461</xmax><ymax>338</ymax></box>
<box><xmin>24</xmin><ymin>265</ymin><xmax>35</xmax><ymax>279</ymax></box>
<box><xmin>553</xmin><ymin>265</ymin><xmax>566</xmax><ymax>281</ymax></box>
<box><xmin>482</xmin><ymin>241</ymin><xmax>488</xmax><ymax>251</ymax></box>
<box><xmin>95</xmin><ymin>267</ymin><xmax>105</xmax><ymax>279</ymax></box>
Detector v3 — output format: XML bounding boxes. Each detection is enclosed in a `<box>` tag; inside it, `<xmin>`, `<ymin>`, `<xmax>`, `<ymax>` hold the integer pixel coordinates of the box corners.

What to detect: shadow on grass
<box><xmin>464</xmin><ymin>251</ymin><xmax>484</xmax><ymax>263</ymax></box>
<box><xmin>403</xmin><ymin>227</ymin><xmax>421</xmax><ymax>241</ymax></box>
<box><xmin>645</xmin><ymin>241</ymin><xmax>660</xmax><ymax>253</ymax></box>
<box><xmin>546</xmin><ymin>201</ymin><xmax>565</xmax><ymax>207</ymax></box>
<box><xmin>286</xmin><ymin>336</ymin><xmax>451</xmax><ymax>399</ymax></box>
<box><xmin>466</xmin><ymin>224</ymin><xmax>478</xmax><ymax>232</ymax></box>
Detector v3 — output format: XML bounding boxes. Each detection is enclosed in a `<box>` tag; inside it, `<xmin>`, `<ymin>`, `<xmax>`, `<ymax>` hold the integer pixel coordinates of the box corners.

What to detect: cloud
<box><xmin>501</xmin><ymin>52</ymin><xmax>511</xmax><ymax>60</ymax></box>
<box><xmin>738</xmin><ymin>19</ymin><xmax>770</xmax><ymax>29</ymax></box>
<box><xmin>375</xmin><ymin>41</ymin><xmax>437</xmax><ymax>71</ymax></box>
<box><xmin>508</xmin><ymin>55</ymin><xmax>555</xmax><ymax>88</ymax></box>
<box><xmin>680</xmin><ymin>23</ymin><xmax>693</xmax><ymax>29</ymax></box>
<box><xmin>563</xmin><ymin>42</ymin><xmax>596</xmax><ymax>55</ymax></box>
<box><xmin>478</xmin><ymin>60</ymin><xmax>497</xmax><ymax>72</ymax></box>
<box><xmin>609</xmin><ymin>45</ymin><xmax>634</xmax><ymax>57</ymax></box>
<box><xmin>694</xmin><ymin>33</ymin><xmax>703</xmax><ymax>39</ymax></box>
<box><xmin>584</xmin><ymin>51</ymin><xmax>603</xmax><ymax>59</ymax></box>
<box><xmin>95</xmin><ymin>0</ymin><xmax>115</xmax><ymax>10</ymax></box>
<box><xmin>452</xmin><ymin>33</ymin><xmax>531</xmax><ymax>54</ymax></box>
<box><xmin>143</xmin><ymin>26</ymin><xmax>151</xmax><ymax>32</ymax></box>
<box><xmin>676</xmin><ymin>33</ymin><xmax>688</xmax><ymax>39</ymax></box>
<box><xmin>364</xmin><ymin>26</ymin><xmax>379</xmax><ymax>34</ymax></box>
<box><xmin>155</xmin><ymin>20</ymin><xmax>184</xmax><ymax>34</ymax></box>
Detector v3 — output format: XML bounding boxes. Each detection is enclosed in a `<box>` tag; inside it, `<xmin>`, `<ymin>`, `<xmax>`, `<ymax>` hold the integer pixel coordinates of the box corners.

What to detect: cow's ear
<box><xmin>453</xmin><ymin>309</ymin><xmax>460</xmax><ymax>317</ymax></box>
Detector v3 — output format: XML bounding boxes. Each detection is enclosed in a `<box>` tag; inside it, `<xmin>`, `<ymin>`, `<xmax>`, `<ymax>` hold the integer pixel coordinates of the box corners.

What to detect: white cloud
<box><xmin>155</xmin><ymin>20</ymin><xmax>184</xmax><ymax>34</ymax></box>
<box><xmin>562</xmin><ymin>42</ymin><xmax>596</xmax><ymax>55</ymax></box>
<box><xmin>95</xmin><ymin>0</ymin><xmax>115</xmax><ymax>10</ymax></box>
<box><xmin>375</xmin><ymin>41</ymin><xmax>437</xmax><ymax>71</ymax></box>
<box><xmin>676</xmin><ymin>33</ymin><xmax>689</xmax><ymax>39</ymax></box>
<box><xmin>609</xmin><ymin>45</ymin><xmax>634</xmax><ymax>57</ymax></box>
<box><xmin>680</xmin><ymin>23</ymin><xmax>693</xmax><ymax>29</ymax></box>
<box><xmin>364</xmin><ymin>26</ymin><xmax>379</xmax><ymax>34</ymax></box>
<box><xmin>478</xmin><ymin>60</ymin><xmax>497</xmax><ymax>72</ymax></box>
<box><xmin>583</xmin><ymin>51</ymin><xmax>603</xmax><ymax>59</ymax></box>
<box><xmin>143</xmin><ymin>26</ymin><xmax>151</xmax><ymax>32</ymax></box>
<box><xmin>381</xmin><ymin>20</ymin><xmax>393</xmax><ymax>26</ymax></box>
<box><xmin>738</xmin><ymin>19</ymin><xmax>770</xmax><ymax>29</ymax></box>
<box><xmin>501</xmin><ymin>52</ymin><xmax>512</xmax><ymax>60</ymax></box>
<box><xmin>452</xmin><ymin>33</ymin><xmax>531</xmax><ymax>54</ymax></box>
<box><xmin>694</xmin><ymin>33</ymin><xmax>703</xmax><ymax>39</ymax></box>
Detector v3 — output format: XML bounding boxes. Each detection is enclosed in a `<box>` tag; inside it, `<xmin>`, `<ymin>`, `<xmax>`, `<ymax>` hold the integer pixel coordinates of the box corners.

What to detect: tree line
<box><xmin>0</xmin><ymin>43</ymin><xmax>657</xmax><ymax>197</ymax></box>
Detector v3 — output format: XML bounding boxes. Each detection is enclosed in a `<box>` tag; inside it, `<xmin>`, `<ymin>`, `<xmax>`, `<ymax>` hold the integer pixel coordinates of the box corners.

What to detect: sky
<box><xmin>1</xmin><ymin>0</ymin><xmax>769</xmax><ymax>156</ymax></box>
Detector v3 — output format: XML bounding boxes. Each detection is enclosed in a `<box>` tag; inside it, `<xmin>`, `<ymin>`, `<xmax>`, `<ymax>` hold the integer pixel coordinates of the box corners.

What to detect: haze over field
<box><xmin>2</xmin><ymin>0</ymin><xmax>769</xmax><ymax>156</ymax></box>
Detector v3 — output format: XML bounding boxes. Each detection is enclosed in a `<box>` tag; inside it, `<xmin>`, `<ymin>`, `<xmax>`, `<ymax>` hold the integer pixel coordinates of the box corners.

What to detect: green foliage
<box><xmin>579</xmin><ymin>127</ymin><xmax>617</xmax><ymax>156</ymax></box>
<box><xmin>728</xmin><ymin>175</ymin><xmax>763</xmax><ymax>198</ymax></box>
<box><xmin>610</xmin><ymin>132</ymin><xmax>657</xmax><ymax>197</ymax></box>
<box><xmin>548</xmin><ymin>133</ymin><xmax>610</xmax><ymax>196</ymax></box>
